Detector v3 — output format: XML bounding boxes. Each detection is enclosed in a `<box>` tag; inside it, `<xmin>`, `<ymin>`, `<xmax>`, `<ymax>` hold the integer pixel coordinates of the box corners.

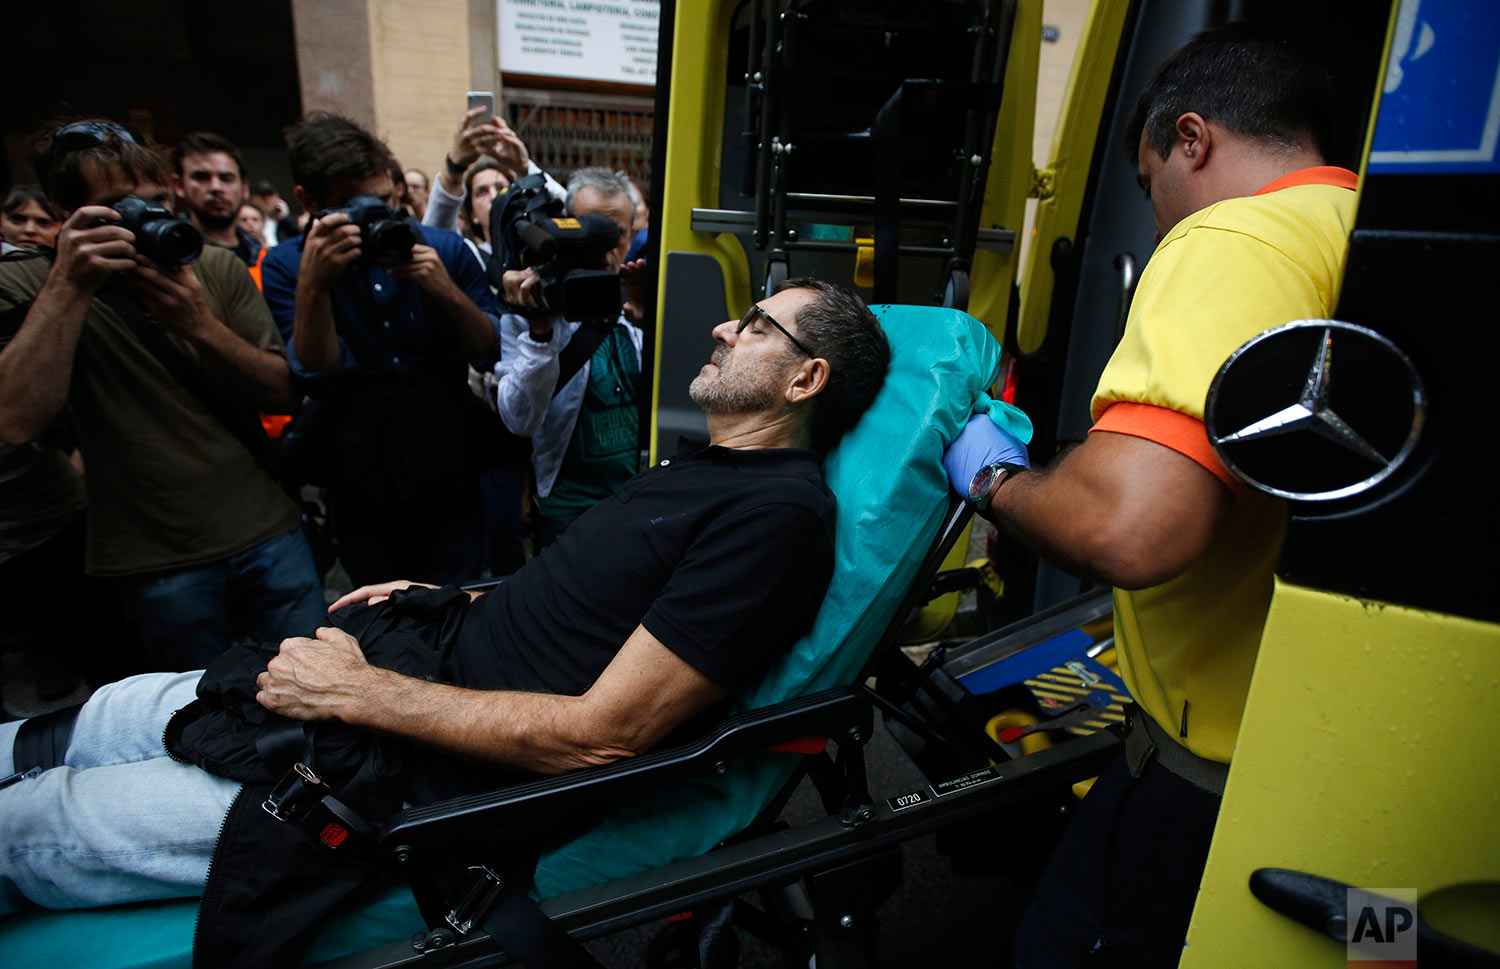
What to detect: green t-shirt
<box><xmin>0</xmin><ymin>247</ymin><xmax>300</xmax><ymax>575</ymax></box>
<box><xmin>538</xmin><ymin>324</ymin><xmax>640</xmax><ymax>521</ymax></box>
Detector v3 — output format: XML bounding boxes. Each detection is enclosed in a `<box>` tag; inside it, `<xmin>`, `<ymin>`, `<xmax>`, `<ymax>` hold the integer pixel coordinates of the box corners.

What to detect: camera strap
<box><xmin>553</xmin><ymin>318</ymin><xmax>615</xmax><ymax>394</ymax></box>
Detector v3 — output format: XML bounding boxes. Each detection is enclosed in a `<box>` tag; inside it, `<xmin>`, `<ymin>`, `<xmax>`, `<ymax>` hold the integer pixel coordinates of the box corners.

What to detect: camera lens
<box><xmin>142</xmin><ymin>220</ymin><xmax>204</xmax><ymax>265</ymax></box>
<box><xmin>366</xmin><ymin>219</ymin><xmax>416</xmax><ymax>263</ymax></box>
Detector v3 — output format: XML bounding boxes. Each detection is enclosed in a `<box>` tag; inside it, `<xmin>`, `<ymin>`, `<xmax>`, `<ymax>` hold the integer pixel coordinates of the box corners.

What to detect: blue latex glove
<box><xmin>943</xmin><ymin>411</ymin><xmax>1031</xmax><ymax>500</ymax></box>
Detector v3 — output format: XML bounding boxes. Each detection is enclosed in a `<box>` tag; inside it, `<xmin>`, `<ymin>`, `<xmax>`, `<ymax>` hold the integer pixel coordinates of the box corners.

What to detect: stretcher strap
<box><xmin>477</xmin><ymin>855</ymin><xmax>607</xmax><ymax>969</ymax></box>
<box><xmin>11</xmin><ymin>702</ymin><xmax>83</xmax><ymax>773</ymax></box>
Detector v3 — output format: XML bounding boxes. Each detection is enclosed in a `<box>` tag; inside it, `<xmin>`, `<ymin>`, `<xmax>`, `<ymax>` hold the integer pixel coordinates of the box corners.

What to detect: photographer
<box><xmin>259</xmin><ymin>113</ymin><xmax>505</xmax><ymax>586</ymax></box>
<box><xmin>0</xmin><ymin>118</ymin><xmax>325</xmax><ymax>672</ymax></box>
<box><xmin>489</xmin><ymin>167</ymin><xmax>646</xmax><ymax>545</ymax></box>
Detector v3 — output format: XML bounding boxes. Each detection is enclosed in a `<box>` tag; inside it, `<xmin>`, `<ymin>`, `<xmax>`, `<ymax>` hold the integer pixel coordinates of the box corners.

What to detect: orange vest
<box><xmin>247</xmin><ymin>244</ymin><xmax>266</xmax><ymax>291</ymax></box>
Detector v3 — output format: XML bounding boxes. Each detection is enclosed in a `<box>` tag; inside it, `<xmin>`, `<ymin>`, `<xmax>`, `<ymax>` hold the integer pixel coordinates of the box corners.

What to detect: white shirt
<box><xmin>422</xmin><ymin>160</ymin><xmax>565</xmax><ymax>235</ymax></box>
<box><xmin>491</xmin><ymin>310</ymin><xmax>642</xmax><ymax>497</ymax></box>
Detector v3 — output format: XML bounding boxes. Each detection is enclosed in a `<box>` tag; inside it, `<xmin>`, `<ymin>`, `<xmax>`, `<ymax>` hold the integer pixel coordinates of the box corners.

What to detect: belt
<box><xmin>1124</xmin><ymin>708</ymin><xmax>1229</xmax><ymax>797</ymax></box>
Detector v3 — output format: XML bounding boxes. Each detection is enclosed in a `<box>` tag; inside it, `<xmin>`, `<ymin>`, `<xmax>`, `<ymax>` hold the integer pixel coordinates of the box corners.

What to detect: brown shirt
<box><xmin>0</xmin><ymin>247</ymin><xmax>300</xmax><ymax>575</ymax></box>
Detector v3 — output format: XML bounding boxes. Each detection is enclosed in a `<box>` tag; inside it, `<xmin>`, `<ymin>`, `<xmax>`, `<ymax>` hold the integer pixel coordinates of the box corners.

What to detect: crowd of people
<box><xmin>0</xmin><ymin>105</ymin><xmax>653</xmax><ymax>709</ymax></box>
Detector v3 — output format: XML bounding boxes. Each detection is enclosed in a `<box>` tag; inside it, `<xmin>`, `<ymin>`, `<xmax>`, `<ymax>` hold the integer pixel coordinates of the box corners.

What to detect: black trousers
<box><xmin>1011</xmin><ymin>750</ymin><xmax>1222</xmax><ymax>968</ymax></box>
<box><xmin>0</xmin><ymin>516</ymin><xmax>137</xmax><ymax>687</ymax></box>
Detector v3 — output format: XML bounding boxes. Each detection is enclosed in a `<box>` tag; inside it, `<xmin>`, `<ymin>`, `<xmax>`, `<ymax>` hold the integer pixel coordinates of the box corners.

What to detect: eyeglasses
<box><xmin>737</xmin><ymin>304</ymin><xmax>815</xmax><ymax>358</ymax></box>
<box><xmin>51</xmin><ymin>121</ymin><xmax>139</xmax><ymax>152</ymax></box>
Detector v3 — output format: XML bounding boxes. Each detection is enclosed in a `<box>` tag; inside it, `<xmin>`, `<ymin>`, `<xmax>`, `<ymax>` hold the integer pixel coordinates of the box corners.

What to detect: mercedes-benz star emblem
<box><xmin>1204</xmin><ymin>320</ymin><xmax>1425</xmax><ymax>502</ymax></box>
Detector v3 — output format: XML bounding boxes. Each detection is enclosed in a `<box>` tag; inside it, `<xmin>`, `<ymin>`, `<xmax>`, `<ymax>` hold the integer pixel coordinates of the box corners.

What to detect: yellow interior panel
<box><xmin>1014</xmin><ymin>0</ymin><xmax>1131</xmax><ymax>356</ymax></box>
<box><xmin>966</xmin><ymin>0</ymin><xmax>1042</xmax><ymax>344</ymax></box>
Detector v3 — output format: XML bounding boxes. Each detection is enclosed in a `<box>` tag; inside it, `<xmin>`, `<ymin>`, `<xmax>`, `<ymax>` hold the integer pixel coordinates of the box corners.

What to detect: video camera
<box><xmin>317</xmin><ymin>193</ymin><xmax>419</xmax><ymax>264</ymax></box>
<box><xmin>96</xmin><ymin>196</ymin><xmax>202</xmax><ymax>265</ymax></box>
<box><xmin>489</xmin><ymin>173</ymin><xmax>622</xmax><ymax>323</ymax></box>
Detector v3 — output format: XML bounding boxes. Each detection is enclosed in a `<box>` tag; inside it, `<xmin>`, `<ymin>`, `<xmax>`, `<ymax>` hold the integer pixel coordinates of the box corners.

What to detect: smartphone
<box><xmin>466</xmin><ymin>91</ymin><xmax>495</xmax><ymax>124</ymax></box>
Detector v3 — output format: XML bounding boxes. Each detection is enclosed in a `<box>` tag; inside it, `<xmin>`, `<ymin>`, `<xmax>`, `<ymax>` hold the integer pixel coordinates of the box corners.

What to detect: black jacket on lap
<box><xmin>166</xmin><ymin>586</ymin><xmax>488</xmax><ymax>969</ymax></box>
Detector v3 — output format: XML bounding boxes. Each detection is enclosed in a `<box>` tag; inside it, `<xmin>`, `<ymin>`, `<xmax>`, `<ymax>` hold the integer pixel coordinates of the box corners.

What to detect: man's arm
<box><xmin>256</xmin><ymin>623</ymin><xmax>727</xmax><ymax>774</ymax></box>
<box><xmin>422</xmin><ymin>176</ymin><xmax>464</xmax><ymax>232</ymax></box>
<box><xmin>432</xmin><ymin>106</ymin><xmax>504</xmax><ymax>202</ymax></box>
<box><xmin>0</xmin><ymin>207</ymin><xmax>137</xmax><ymax>444</ymax></box>
<box><xmin>291</xmin><ymin>214</ymin><xmax>363</xmax><ymax>372</ymax></box>
<box><xmin>483</xmin><ymin>267</ymin><xmax>567</xmax><ymax>435</ymax></box>
<box><xmin>326</xmin><ymin>580</ymin><xmax>484</xmax><ymax>610</ymax></box>
<box><xmin>129</xmin><ymin>256</ymin><xmax>294</xmax><ymax>411</ymax></box>
<box><xmin>985</xmin><ymin>430</ymin><xmax>1233</xmax><ymax>590</ymax></box>
<box><xmin>488</xmin><ymin>310</ymin><xmax>565</xmax><ymax>436</ymax></box>
<box><xmin>387</xmin><ymin>243</ymin><xmax>500</xmax><ymax>360</ymax></box>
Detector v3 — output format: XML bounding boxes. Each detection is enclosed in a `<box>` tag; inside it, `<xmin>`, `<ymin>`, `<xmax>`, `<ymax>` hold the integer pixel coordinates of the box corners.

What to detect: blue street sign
<box><xmin>1369</xmin><ymin>0</ymin><xmax>1500</xmax><ymax>174</ymax></box>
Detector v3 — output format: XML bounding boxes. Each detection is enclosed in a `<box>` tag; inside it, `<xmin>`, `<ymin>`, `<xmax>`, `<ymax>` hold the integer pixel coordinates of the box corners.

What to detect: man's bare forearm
<box><xmin>258</xmin><ymin>624</ymin><xmax>724</xmax><ymax>775</ymax></box>
<box><xmin>348</xmin><ymin>670</ymin><xmax>632</xmax><ymax>774</ymax></box>
<box><xmin>984</xmin><ymin>432</ymin><xmax>1234</xmax><ymax>591</ymax></box>
<box><xmin>0</xmin><ymin>279</ymin><xmax>92</xmax><ymax>443</ymax></box>
<box><xmin>986</xmin><ymin>453</ymin><xmax>1115</xmax><ymax>585</ymax></box>
<box><xmin>292</xmin><ymin>283</ymin><xmax>341</xmax><ymax>372</ymax></box>
<box><xmin>182</xmin><ymin>316</ymin><xmax>295</xmax><ymax>411</ymax></box>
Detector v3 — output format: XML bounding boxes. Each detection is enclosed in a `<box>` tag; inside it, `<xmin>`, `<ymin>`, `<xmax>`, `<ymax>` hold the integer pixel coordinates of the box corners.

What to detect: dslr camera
<box><xmin>489</xmin><ymin>174</ymin><xmax>622</xmax><ymax>323</ymax></box>
<box><xmin>97</xmin><ymin>196</ymin><xmax>202</xmax><ymax>265</ymax></box>
<box><xmin>318</xmin><ymin>193</ymin><xmax>419</xmax><ymax>264</ymax></box>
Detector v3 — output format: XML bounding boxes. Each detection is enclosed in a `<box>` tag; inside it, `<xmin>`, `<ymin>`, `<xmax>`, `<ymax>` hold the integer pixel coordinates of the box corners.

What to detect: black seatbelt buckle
<box><xmin>298</xmin><ymin>791</ymin><xmax>373</xmax><ymax>858</ymax></box>
<box><xmin>263</xmin><ymin>762</ymin><xmax>373</xmax><ymax>857</ymax></box>
<box><xmin>446</xmin><ymin>865</ymin><xmax>505</xmax><ymax>935</ymax></box>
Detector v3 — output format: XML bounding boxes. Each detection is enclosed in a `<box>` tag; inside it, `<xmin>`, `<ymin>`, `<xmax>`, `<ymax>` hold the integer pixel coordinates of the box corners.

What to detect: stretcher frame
<box><xmin>318</xmin><ymin>498</ymin><xmax>1123</xmax><ymax>969</ymax></box>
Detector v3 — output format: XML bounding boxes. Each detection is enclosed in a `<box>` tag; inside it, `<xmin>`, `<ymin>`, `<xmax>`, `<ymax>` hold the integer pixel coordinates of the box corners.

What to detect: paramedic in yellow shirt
<box><xmin>942</xmin><ymin>25</ymin><xmax>1359</xmax><ymax>968</ymax></box>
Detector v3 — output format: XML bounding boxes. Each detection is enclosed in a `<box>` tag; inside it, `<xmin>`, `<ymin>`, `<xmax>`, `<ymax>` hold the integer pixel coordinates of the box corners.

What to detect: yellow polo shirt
<box><xmin>1089</xmin><ymin>167</ymin><xmax>1359</xmax><ymax>763</ymax></box>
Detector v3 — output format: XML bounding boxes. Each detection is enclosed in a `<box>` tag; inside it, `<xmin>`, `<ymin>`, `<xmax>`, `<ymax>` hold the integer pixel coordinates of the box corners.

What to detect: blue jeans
<box><xmin>0</xmin><ymin>671</ymin><xmax>238</xmax><ymax>912</ymax></box>
<box><xmin>114</xmin><ymin>527</ymin><xmax>327</xmax><ymax>672</ymax></box>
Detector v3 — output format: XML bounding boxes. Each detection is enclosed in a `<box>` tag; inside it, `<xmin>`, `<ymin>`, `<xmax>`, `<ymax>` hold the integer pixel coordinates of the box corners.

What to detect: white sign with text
<box><xmin>498</xmin><ymin>0</ymin><xmax>660</xmax><ymax>86</ymax></box>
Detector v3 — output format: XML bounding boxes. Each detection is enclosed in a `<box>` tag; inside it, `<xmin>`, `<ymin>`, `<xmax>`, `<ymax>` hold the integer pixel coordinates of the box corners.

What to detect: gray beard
<box><xmin>689</xmin><ymin>349</ymin><xmax>784</xmax><ymax>414</ymax></box>
<box><xmin>689</xmin><ymin>374</ymin><xmax>782</xmax><ymax>414</ymax></box>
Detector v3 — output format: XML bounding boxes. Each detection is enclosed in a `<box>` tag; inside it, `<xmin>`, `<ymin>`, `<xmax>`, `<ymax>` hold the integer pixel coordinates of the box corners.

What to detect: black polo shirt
<box><xmin>452</xmin><ymin>443</ymin><xmax>836</xmax><ymax>695</ymax></box>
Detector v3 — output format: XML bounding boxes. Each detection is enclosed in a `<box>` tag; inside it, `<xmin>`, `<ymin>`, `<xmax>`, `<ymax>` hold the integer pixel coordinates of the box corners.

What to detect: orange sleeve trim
<box><xmin>1254</xmin><ymin>166</ymin><xmax>1358</xmax><ymax>195</ymax></box>
<box><xmin>1091</xmin><ymin>402</ymin><xmax>1245</xmax><ymax>497</ymax></box>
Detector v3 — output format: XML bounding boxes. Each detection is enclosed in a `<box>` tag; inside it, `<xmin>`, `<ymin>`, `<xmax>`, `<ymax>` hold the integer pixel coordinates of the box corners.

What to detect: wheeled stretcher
<box><xmin>0</xmin><ymin>304</ymin><xmax>1122</xmax><ymax>968</ymax></box>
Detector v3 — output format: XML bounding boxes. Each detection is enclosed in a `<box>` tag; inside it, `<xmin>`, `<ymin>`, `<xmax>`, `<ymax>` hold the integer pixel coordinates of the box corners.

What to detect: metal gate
<box><xmin>503</xmin><ymin>87</ymin><xmax>654</xmax><ymax>185</ymax></box>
